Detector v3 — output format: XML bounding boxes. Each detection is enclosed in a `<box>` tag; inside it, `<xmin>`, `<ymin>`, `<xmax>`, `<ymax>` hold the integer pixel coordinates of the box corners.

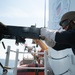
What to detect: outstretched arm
<box><xmin>53</xmin><ymin>43</ymin><xmax>71</xmax><ymax>51</ymax></box>
<box><xmin>40</xmin><ymin>27</ymin><xmax>74</xmax><ymax>49</ymax></box>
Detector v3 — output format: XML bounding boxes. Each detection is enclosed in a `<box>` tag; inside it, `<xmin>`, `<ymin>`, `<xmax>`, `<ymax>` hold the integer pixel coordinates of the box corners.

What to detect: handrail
<box><xmin>10</xmin><ymin>50</ymin><xmax>44</xmax><ymax>54</ymax></box>
<box><xmin>12</xmin><ymin>67</ymin><xmax>45</xmax><ymax>69</ymax></box>
<box><xmin>5</xmin><ymin>46</ymin><xmax>48</xmax><ymax>75</ymax></box>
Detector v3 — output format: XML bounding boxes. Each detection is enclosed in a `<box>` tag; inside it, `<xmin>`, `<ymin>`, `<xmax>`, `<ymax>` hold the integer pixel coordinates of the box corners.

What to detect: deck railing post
<box><xmin>5</xmin><ymin>46</ymin><xmax>11</xmax><ymax>66</ymax></box>
<box><xmin>4</xmin><ymin>46</ymin><xmax>11</xmax><ymax>75</ymax></box>
<box><xmin>44</xmin><ymin>50</ymin><xmax>47</xmax><ymax>75</ymax></box>
<box><xmin>13</xmin><ymin>49</ymin><xmax>19</xmax><ymax>75</ymax></box>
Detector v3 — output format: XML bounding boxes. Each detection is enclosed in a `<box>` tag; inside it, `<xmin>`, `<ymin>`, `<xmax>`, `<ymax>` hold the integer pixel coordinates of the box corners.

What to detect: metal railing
<box><xmin>4</xmin><ymin>46</ymin><xmax>48</xmax><ymax>75</ymax></box>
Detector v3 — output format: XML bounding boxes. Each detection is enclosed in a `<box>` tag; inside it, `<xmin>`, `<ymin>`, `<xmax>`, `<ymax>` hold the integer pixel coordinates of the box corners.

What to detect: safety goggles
<box><xmin>59</xmin><ymin>19</ymin><xmax>71</xmax><ymax>28</ymax></box>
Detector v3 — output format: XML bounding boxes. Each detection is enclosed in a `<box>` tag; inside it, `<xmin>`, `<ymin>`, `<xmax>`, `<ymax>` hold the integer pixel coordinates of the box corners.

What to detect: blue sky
<box><xmin>0</xmin><ymin>0</ymin><xmax>48</xmax><ymax>59</ymax></box>
<box><xmin>0</xmin><ymin>0</ymin><xmax>48</xmax><ymax>27</ymax></box>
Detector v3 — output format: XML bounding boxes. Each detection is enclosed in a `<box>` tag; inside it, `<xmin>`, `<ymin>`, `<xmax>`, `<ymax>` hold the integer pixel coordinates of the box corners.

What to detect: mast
<box><xmin>44</xmin><ymin>0</ymin><xmax>46</xmax><ymax>28</ymax></box>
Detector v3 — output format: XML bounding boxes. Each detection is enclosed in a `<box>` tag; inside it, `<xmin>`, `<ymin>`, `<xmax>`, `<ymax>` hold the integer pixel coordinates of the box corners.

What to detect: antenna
<box><xmin>44</xmin><ymin>0</ymin><xmax>46</xmax><ymax>28</ymax></box>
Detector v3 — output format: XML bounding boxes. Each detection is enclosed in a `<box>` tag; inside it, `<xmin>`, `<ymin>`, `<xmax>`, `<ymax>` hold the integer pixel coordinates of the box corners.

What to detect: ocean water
<box><xmin>0</xmin><ymin>59</ymin><xmax>15</xmax><ymax>75</ymax></box>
